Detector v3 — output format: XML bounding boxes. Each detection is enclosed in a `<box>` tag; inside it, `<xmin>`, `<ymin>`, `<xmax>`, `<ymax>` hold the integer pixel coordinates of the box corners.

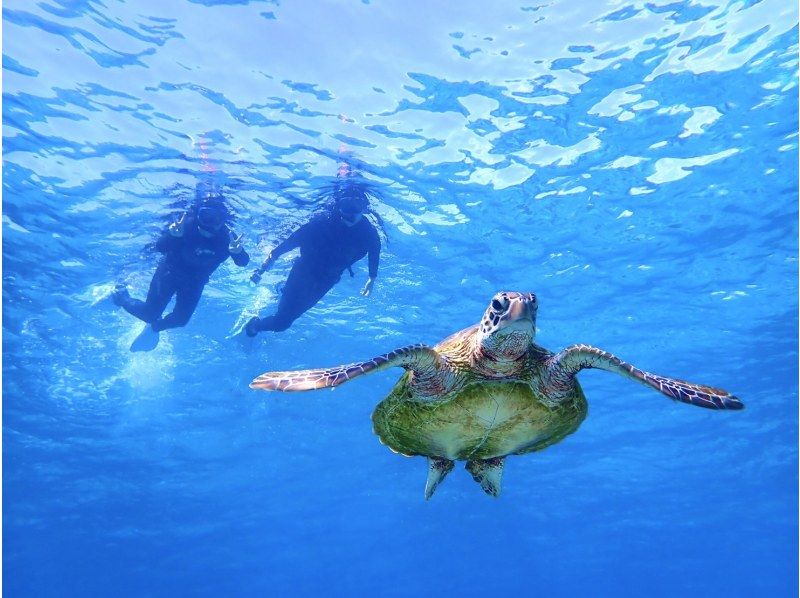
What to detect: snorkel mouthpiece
<box><xmin>336</xmin><ymin>193</ymin><xmax>368</xmax><ymax>226</ymax></box>
<box><xmin>197</xmin><ymin>202</ymin><xmax>226</xmax><ymax>231</ymax></box>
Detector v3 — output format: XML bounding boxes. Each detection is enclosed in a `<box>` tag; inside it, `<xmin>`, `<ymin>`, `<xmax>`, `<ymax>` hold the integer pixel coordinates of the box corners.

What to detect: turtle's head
<box><xmin>477</xmin><ymin>291</ymin><xmax>538</xmax><ymax>361</ymax></box>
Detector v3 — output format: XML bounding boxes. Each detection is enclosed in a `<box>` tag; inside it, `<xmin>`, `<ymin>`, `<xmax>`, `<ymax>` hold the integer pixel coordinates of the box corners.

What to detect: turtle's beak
<box><xmin>507</xmin><ymin>300</ymin><xmax>530</xmax><ymax>321</ymax></box>
<box><xmin>506</xmin><ymin>296</ymin><xmax>536</xmax><ymax>323</ymax></box>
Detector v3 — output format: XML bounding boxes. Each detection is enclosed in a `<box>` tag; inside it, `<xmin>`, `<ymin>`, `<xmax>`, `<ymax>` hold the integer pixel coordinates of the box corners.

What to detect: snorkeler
<box><xmin>113</xmin><ymin>182</ymin><xmax>250</xmax><ymax>349</ymax></box>
<box><xmin>245</xmin><ymin>186</ymin><xmax>381</xmax><ymax>336</ymax></box>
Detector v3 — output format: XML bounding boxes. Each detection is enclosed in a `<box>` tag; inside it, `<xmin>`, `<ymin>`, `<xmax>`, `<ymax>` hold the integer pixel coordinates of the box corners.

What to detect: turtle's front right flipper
<box><xmin>547</xmin><ymin>344</ymin><xmax>743</xmax><ymax>410</ymax></box>
<box><xmin>250</xmin><ymin>344</ymin><xmax>443</xmax><ymax>392</ymax></box>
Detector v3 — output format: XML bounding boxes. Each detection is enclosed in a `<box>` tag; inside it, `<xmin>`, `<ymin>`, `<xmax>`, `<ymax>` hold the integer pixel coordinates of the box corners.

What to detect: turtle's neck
<box><xmin>470</xmin><ymin>342</ymin><xmax>530</xmax><ymax>379</ymax></box>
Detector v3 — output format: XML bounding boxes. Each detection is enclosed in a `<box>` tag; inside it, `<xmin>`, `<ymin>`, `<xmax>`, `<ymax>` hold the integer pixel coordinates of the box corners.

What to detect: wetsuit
<box><xmin>252</xmin><ymin>212</ymin><xmax>380</xmax><ymax>332</ymax></box>
<box><xmin>117</xmin><ymin>215</ymin><xmax>250</xmax><ymax>331</ymax></box>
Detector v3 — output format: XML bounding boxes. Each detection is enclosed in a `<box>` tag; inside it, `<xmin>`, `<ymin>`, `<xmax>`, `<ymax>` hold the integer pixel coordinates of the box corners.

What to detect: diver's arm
<box><xmin>155</xmin><ymin>229</ymin><xmax>179</xmax><ymax>253</ymax></box>
<box><xmin>155</xmin><ymin>213</ymin><xmax>186</xmax><ymax>253</ymax></box>
<box><xmin>367</xmin><ymin>225</ymin><xmax>380</xmax><ymax>279</ymax></box>
<box><xmin>269</xmin><ymin>222</ymin><xmax>314</xmax><ymax>264</ymax></box>
<box><xmin>270</xmin><ymin>223</ymin><xmax>309</xmax><ymax>259</ymax></box>
<box><xmin>251</xmin><ymin>223</ymin><xmax>309</xmax><ymax>283</ymax></box>
<box><xmin>228</xmin><ymin>229</ymin><xmax>250</xmax><ymax>266</ymax></box>
<box><xmin>155</xmin><ymin>231</ymin><xmax>174</xmax><ymax>253</ymax></box>
<box><xmin>361</xmin><ymin>226</ymin><xmax>381</xmax><ymax>297</ymax></box>
<box><xmin>232</xmin><ymin>248</ymin><xmax>250</xmax><ymax>267</ymax></box>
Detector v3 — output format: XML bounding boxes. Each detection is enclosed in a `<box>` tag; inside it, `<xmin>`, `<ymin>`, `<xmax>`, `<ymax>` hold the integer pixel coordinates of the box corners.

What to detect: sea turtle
<box><xmin>250</xmin><ymin>291</ymin><xmax>742</xmax><ymax>499</ymax></box>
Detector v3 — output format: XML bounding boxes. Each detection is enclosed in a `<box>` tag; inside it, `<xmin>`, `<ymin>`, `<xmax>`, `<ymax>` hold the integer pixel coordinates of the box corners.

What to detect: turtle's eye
<box><xmin>491</xmin><ymin>297</ymin><xmax>508</xmax><ymax>312</ymax></box>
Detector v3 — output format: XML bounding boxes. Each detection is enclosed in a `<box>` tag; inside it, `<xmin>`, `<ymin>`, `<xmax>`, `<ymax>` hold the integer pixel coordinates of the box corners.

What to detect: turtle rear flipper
<box><xmin>251</xmin><ymin>344</ymin><xmax>443</xmax><ymax>392</ymax></box>
<box><xmin>548</xmin><ymin>344</ymin><xmax>743</xmax><ymax>410</ymax></box>
<box><xmin>466</xmin><ymin>457</ymin><xmax>505</xmax><ymax>498</ymax></box>
<box><xmin>424</xmin><ymin>457</ymin><xmax>455</xmax><ymax>500</ymax></box>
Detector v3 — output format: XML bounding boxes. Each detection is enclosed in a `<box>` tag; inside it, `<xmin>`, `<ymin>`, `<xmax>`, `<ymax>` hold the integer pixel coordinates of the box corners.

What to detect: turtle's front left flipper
<box><xmin>251</xmin><ymin>343</ymin><xmax>445</xmax><ymax>393</ymax></box>
<box><xmin>546</xmin><ymin>344</ymin><xmax>743</xmax><ymax>410</ymax></box>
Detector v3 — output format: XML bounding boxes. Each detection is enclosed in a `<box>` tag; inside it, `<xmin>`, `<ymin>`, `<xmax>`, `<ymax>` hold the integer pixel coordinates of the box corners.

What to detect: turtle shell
<box><xmin>371</xmin><ymin>372</ymin><xmax>588</xmax><ymax>461</ymax></box>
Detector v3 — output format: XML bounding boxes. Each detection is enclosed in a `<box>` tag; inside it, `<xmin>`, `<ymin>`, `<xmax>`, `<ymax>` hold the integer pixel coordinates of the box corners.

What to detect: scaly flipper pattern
<box><xmin>251</xmin><ymin>344</ymin><xmax>444</xmax><ymax>393</ymax></box>
<box><xmin>424</xmin><ymin>457</ymin><xmax>455</xmax><ymax>500</ymax></box>
<box><xmin>465</xmin><ymin>457</ymin><xmax>505</xmax><ymax>497</ymax></box>
<box><xmin>547</xmin><ymin>344</ymin><xmax>743</xmax><ymax>410</ymax></box>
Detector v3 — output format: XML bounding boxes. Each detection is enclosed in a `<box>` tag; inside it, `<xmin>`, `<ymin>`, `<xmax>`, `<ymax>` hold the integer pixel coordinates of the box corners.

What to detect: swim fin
<box><xmin>112</xmin><ymin>283</ymin><xmax>130</xmax><ymax>307</ymax></box>
<box><xmin>130</xmin><ymin>325</ymin><xmax>160</xmax><ymax>352</ymax></box>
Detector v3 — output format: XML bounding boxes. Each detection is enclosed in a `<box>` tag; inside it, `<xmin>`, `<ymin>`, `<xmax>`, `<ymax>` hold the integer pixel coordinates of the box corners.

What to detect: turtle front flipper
<box><xmin>250</xmin><ymin>343</ymin><xmax>445</xmax><ymax>393</ymax></box>
<box><xmin>546</xmin><ymin>344</ymin><xmax>743</xmax><ymax>410</ymax></box>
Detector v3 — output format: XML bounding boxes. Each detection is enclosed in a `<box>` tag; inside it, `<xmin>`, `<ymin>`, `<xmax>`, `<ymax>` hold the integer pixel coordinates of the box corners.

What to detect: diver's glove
<box><xmin>228</xmin><ymin>230</ymin><xmax>244</xmax><ymax>254</ymax></box>
<box><xmin>361</xmin><ymin>277</ymin><xmax>375</xmax><ymax>297</ymax></box>
<box><xmin>168</xmin><ymin>213</ymin><xmax>186</xmax><ymax>237</ymax></box>
<box><xmin>250</xmin><ymin>252</ymin><xmax>275</xmax><ymax>284</ymax></box>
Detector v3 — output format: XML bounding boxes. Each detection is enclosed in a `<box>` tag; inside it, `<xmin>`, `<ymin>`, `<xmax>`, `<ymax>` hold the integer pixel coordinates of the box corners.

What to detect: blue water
<box><xmin>3</xmin><ymin>0</ymin><xmax>798</xmax><ymax>596</ymax></box>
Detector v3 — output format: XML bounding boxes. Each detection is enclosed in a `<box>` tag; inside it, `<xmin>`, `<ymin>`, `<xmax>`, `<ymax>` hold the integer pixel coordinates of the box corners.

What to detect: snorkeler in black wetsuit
<box><xmin>113</xmin><ymin>187</ymin><xmax>250</xmax><ymax>339</ymax></box>
<box><xmin>245</xmin><ymin>191</ymin><xmax>380</xmax><ymax>336</ymax></box>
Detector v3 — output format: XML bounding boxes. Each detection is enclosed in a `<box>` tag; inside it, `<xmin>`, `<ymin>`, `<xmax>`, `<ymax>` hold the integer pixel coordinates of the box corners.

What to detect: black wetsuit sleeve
<box><xmin>231</xmin><ymin>246</ymin><xmax>250</xmax><ymax>267</ymax></box>
<box><xmin>271</xmin><ymin>222</ymin><xmax>311</xmax><ymax>258</ymax></box>
<box><xmin>367</xmin><ymin>225</ymin><xmax>380</xmax><ymax>278</ymax></box>
<box><xmin>155</xmin><ymin>230</ymin><xmax>178</xmax><ymax>254</ymax></box>
<box><xmin>224</xmin><ymin>226</ymin><xmax>250</xmax><ymax>267</ymax></box>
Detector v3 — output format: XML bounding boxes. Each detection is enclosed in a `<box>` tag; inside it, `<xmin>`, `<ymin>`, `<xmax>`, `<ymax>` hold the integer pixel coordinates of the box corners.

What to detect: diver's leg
<box><xmin>114</xmin><ymin>264</ymin><xmax>175</xmax><ymax>323</ymax></box>
<box><xmin>247</xmin><ymin>265</ymin><xmax>335</xmax><ymax>335</ymax></box>
<box><xmin>269</xmin><ymin>271</ymin><xmax>331</xmax><ymax>330</ymax></box>
<box><xmin>152</xmin><ymin>278</ymin><xmax>204</xmax><ymax>332</ymax></box>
